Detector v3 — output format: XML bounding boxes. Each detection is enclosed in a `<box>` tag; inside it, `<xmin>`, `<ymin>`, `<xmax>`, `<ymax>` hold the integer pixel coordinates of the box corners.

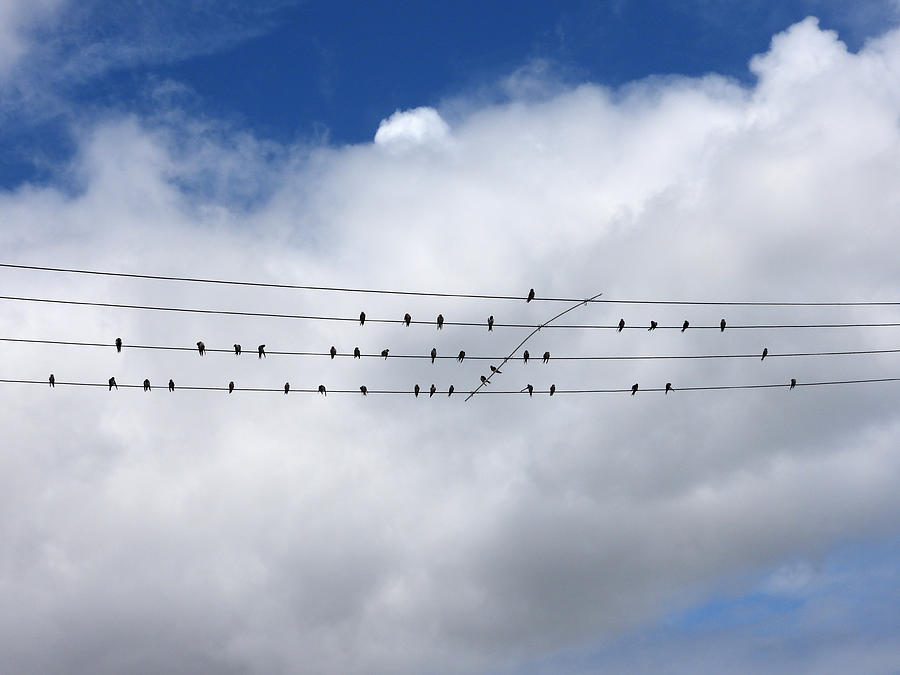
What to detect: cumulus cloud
<box><xmin>2</xmin><ymin>17</ymin><xmax>900</xmax><ymax>674</ymax></box>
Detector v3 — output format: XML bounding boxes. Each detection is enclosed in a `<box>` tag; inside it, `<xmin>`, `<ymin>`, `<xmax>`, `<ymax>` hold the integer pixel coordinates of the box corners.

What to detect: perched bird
<box><xmin>234</xmin><ymin>344</ymin><xmax>241</xmax><ymax>355</ymax></box>
<box><xmin>197</xmin><ymin>341</ymin><xmax>205</xmax><ymax>356</ymax></box>
<box><xmin>429</xmin><ymin>384</ymin><xmax>436</xmax><ymax>398</ymax></box>
<box><xmin>330</xmin><ymin>346</ymin><xmax>337</xmax><ymax>359</ymax></box>
<box><xmin>720</xmin><ymin>319</ymin><xmax>726</xmax><ymax>332</ymax></box>
<box><xmin>143</xmin><ymin>379</ymin><xmax>151</xmax><ymax>391</ymax></box>
<box><xmin>228</xmin><ymin>381</ymin><xmax>234</xmax><ymax>394</ymax></box>
<box><xmin>490</xmin><ymin>365</ymin><xmax>502</xmax><ymax>374</ymax></box>
<box><xmin>359</xmin><ymin>312</ymin><xmax>366</xmax><ymax>326</ymax></box>
<box><xmin>354</xmin><ymin>347</ymin><xmax>361</xmax><ymax>359</ymax></box>
<box><xmin>168</xmin><ymin>379</ymin><xmax>174</xmax><ymax>392</ymax></box>
<box><xmin>542</xmin><ymin>351</ymin><xmax>550</xmax><ymax>364</ymax></box>
<box><xmin>480</xmin><ymin>375</ymin><xmax>489</xmax><ymax>385</ymax></box>
<box><xmin>665</xmin><ymin>382</ymin><xmax>673</xmax><ymax>394</ymax></box>
<box><xmin>258</xmin><ymin>344</ymin><xmax>266</xmax><ymax>359</ymax></box>
<box><xmin>681</xmin><ymin>320</ymin><xmax>689</xmax><ymax>332</ymax></box>
<box><xmin>49</xmin><ymin>374</ymin><xmax>55</xmax><ymax>388</ymax></box>
<box><xmin>108</xmin><ymin>377</ymin><xmax>117</xmax><ymax>391</ymax></box>
<box><xmin>761</xmin><ymin>347</ymin><xmax>768</xmax><ymax>361</ymax></box>
<box><xmin>549</xmin><ymin>384</ymin><xmax>556</xmax><ymax>396</ymax></box>
<box><xmin>790</xmin><ymin>378</ymin><xmax>797</xmax><ymax>390</ymax></box>
<box><xmin>448</xmin><ymin>385</ymin><xmax>454</xmax><ymax>397</ymax></box>
<box><xmin>437</xmin><ymin>314</ymin><xmax>444</xmax><ymax>330</ymax></box>
<box><xmin>523</xmin><ymin>350</ymin><xmax>529</xmax><ymax>364</ymax></box>
<box><xmin>431</xmin><ymin>347</ymin><xmax>437</xmax><ymax>364</ymax></box>
<box><xmin>631</xmin><ymin>383</ymin><xmax>639</xmax><ymax>396</ymax></box>
<box><xmin>284</xmin><ymin>382</ymin><xmax>290</xmax><ymax>395</ymax></box>
<box><xmin>457</xmin><ymin>351</ymin><xmax>465</xmax><ymax>363</ymax></box>
<box><xmin>404</xmin><ymin>313</ymin><xmax>412</xmax><ymax>327</ymax></box>
<box><xmin>618</xmin><ymin>319</ymin><xmax>625</xmax><ymax>332</ymax></box>
<box><xmin>360</xmin><ymin>385</ymin><xmax>368</xmax><ymax>396</ymax></box>
<box><xmin>381</xmin><ymin>348</ymin><xmax>389</xmax><ymax>359</ymax></box>
<box><xmin>318</xmin><ymin>384</ymin><xmax>327</xmax><ymax>396</ymax></box>
<box><xmin>115</xmin><ymin>337</ymin><xmax>122</xmax><ymax>353</ymax></box>
<box><xmin>523</xmin><ymin>384</ymin><xmax>533</xmax><ymax>397</ymax></box>
<box><xmin>527</xmin><ymin>288</ymin><xmax>535</xmax><ymax>303</ymax></box>
<box><xmin>487</xmin><ymin>315</ymin><xmax>494</xmax><ymax>332</ymax></box>
<box><xmin>649</xmin><ymin>321</ymin><xmax>657</xmax><ymax>331</ymax></box>
<box><xmin>414</xmin><ymin>384</ymin><xmax>420</xmax><ymax>397</ymax></box>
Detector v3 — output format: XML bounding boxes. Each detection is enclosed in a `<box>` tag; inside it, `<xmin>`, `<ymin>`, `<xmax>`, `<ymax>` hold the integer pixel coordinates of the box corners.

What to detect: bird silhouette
<box><xmin>354</xmin><ymin>347</ymin><xmax>361</xmax><ymax>359</ymax></box>
<box><xmin>359</xmin><ymin>312</ymin><xmax>366</xmax><ymax>326</ymax></box>
<box><xmin>108</xmin><ymin>377</ymin><xmax>117</xmax><ymax>391</ymax></box>
<box><xmin>761</xmin><ymin>347</ymin><xmax>768</xmax><ymax>361</ymax></box>
<box><xmin>631</xmin><ymin>383</ymin><xmax>639</xmax><ymax>396</ymax></box>
<box><xmin>284</xmin><ymin>382</ymin><xmax>290</xmax><ymax>395</ymax></box>
<box><xmin>115</xmin><ymin>337</ymin><xmax>122</xmax><ymax>353</ymax></box>
<box><xmin>523</xmin><ymin>384</ymin><xmax>533</xmax><ymax>396</ymax></box>
<box><xmin>649</xmin><ymin>321</ymin><xmax>657</xmax><ymax>331</ymax></box>
<box><xmin>480</xmin><ymin>375</ymin><xmax>489</xmax><ymax>385</ymax></box>
<box><xmin>681</xmin><ymin>320</ymin><xmax>689</xmax><ymax>332</ymax></box>
<box><xmin>431</xmin><ymin>347</ymin><xmax>437</xmax><ymax>364</ymax></box>
<box><xmin>197</xmin><ymin>341</ymin><xmax>205</xmax><ymax>356</ymax></box>
<box><xmin>720</xmin><ymin>319</ymin><xmax>726</xmax><ymax>332</ymax></box>
<box><xmin>457</xmin><ymin>351</ymin><xmax>465</xmax><ymax>363</ymax></box>
<box><xmin>448</xmin><ymin>385</ymin><xmax>454</xmax><ymax>396</ymax></box>
<box><xmin>404</xmin><ymin>313</ymin><xmax>411</xmax><ymax>327</ymax></box>
<box><xmin>542</xmin><ymin>351</ymin><xmax>550</xmax><ymax>364</ymax></box>
<box><xmin>318</xmin><ymin>384</ymin><xmax>326</xmax><ymax>396</ymax></box>
<box><xmin>168</xmin><ymin>379</ymin><xmax>174</xmax><ymax>392</ymax></box>
<box><xmin>429</xmin><ymin>384</ymin><xmax>436</xmax><ymax>398</ymax></box>
<box><xmin>790</xmin><ymin>378</ymin><xmax>796</xmax><ymax>390</ymax></box>
<box><xmin>414</xmin><ymin>384</ymin><xmax>420</xmax><ymax>397</ymax></box>
<box><xmin>618</xmin><ymin>319</ymin><xmax>625</xmax><ymax>332</ymax></box>
<box><xmin>523</xmin><ymin>350</ymin><xmax>529</xmax><ymax>364</ymax></box>
<box><xmin>143</xmin><ymin>379</ymin><xmax>151</xmax><ymax>392</ymax></box>
<box><xmin>234</xmin><ymin>344</ymin><xmax>241</xmax><ymax>355</ymax></box>
<box><xmin>49</xmin><ymin>374</ymin><xmax>55</xmax><ymax>387</ymax></box>
<box><xmin>330</xmin><ymin>346</ymin><xmax>337</xmax><ymax>359</ymax></box>
<box><xmin>665</xmin><ymin>382</ymin><xmax>673</xmax><ymax>394</ymax></box>
<box><xmin>527</xmin><ymin>288</ymin><xmax>535</xmax><ymax>303</ymax></box>
<box><xmin>490</xmin><ymin>365</ymin><xmax>502</xmax><ymax>374</ymax></box>
<box><xmin>381</xmin><ymin>348</ymin><xmax>389</xmax><ymax>359</ymax></box>
<box><xmin>229</xmin><ymin>381</ymin><xmax>234</xmax><ymax>393</ymax></box>
<box><xmin>487</xmin><ymin>315</ymin><xmax>494</xmax><ymax>332</ymax></box>
<box><xmin>360</xmin><ymin>385</ymin><xmax>367</xmax><ymax>396</ymax></box>
<box><xmin>549</xmin><ymin>384</ymin><xmax>556</xmax><ymax>396</ymax></box>
<box><xmin>437</xmin><ymin>314</ymin><xmax>444</xmax><ymax>329</ymax></box>
<box><xmin>258</xmin><ymin>344</ymin><xmax>266</xmax><ymax>359</ymax></box>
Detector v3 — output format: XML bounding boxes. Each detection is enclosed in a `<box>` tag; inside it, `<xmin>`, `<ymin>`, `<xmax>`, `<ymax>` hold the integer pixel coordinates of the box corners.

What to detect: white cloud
<box><xmin>0</xmin><ymin>0</ymin><xmax>63</xmax><ymax>78</ymax></box>
<box><xmin>2</xmin><ymin>17</ymin><xmax>900</xmax><ymax>674</ymax></box>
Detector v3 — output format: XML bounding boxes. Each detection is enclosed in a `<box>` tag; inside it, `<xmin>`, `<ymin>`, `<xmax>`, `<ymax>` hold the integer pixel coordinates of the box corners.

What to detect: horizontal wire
<box><xmin>2</xmin><ymin>295</ymin><xmax>900</xmax><ymax>330</ymax></box>
<box><xmin>4</xmin><ymin>337</ymin><xmax>900</xmax><ymax>360</ymax></box>
<box><xmin>6</xmin><ymin>377</ymin><xmax>900</xmax><ymax>394</ymax></box>
<box><xmin>3</xmin><ymin>262</ymin><xmax>900</xmax><ymax>307</ymax></box>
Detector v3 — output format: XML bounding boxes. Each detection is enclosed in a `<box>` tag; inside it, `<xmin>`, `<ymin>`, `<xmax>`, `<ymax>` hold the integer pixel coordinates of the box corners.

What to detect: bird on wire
<box><xmin>430</xmin><ymin>384</ymin><xmax>436</xmax><ymax>398</ymax></box>
<box><xmin>523</xmin><ymin>384</ymin><xmax>533</xmax><ymax>396</ymax></box>
<box><xmin>437</xmin><ymin>314</ymin><xmax>444</xmax><ymax>330</ymax></box>
<box><xmin>354</xmin><ymin>347</ymin><xmax>361</xmax><ymax>359</ymax></box>
<box><xmin>258</xmin><ymin>344</ymin><xmax>266</xmax><ymax>359</ymax></box>
<box><xmin>381</xmin><ymin>348</ymin><xmax>389</xmax><ymax>359</ymax></box>
<box><xmin>108</xmin><ymin>377</ymin><xmax>117</xmax><ymax>391</ymax></box>
<box><xmin>490</xmin><ymin>365</ymin><xmax>502</xmax><ymax>374</ymax></box>
<box><xmin>487</xmin><ymin>315</ymin><xmax>494</xmax><ymax>332</ymax></box>
<box><xmin>480</xmin><ymin>375</ymin><xmax>489</xmax><ymax>385</ymax></box>
<box><xmin>318</xmin><ymin>384</ymin><xmax>327</xmax><ymax>396</ymax></box>
<box><xmin>720</xmin><ymin>319</ymin><xmax>726</xmax><ymax>332</ymax></box>
<box><xmin>542</xmin><ymin>351</ymin><xmax>550</xmax><ymax>364</ymax></box>
<box><xmin>431</xmin><ymin>348</ymin><xmax>437</xmax><ymax>364</ymax></box>
<box><xmin>618</xmin><ymin>319</ymin><xmax>625</xmax><ymax>332</ymax></box>
<box><xmin>527</xmin><ymin>288</ymin><xmax>535</xmax><ymax>303</ymax></box>
<box><xmin>631</xmin><ymin>383</ymin><xmax>639</xmax><ymax>396</ymax></box>
<box><xmin>143</xmin><ymin>379</ymin><xmax>151</xmax><ymax>391</ymax></box>
<box><xmin>359</xmin><ymin>311</ymin><xmax>366</xmax><ymax>326</ymax></box>
<box><xmin>234</xmin><ymin>344</ymin><xmax>241</xmax><ymax>355</ymax></box>
<box><xmin>414</xmin><ymin>384</ymin><xmax>420</xmax><ymax>397</ymax></box>
<box><xmin>681</xmin><ymin>320</ymin><xmax>690</xmax><ymax>332</ymax></box>
<box><xmin>229</xmin><ymin>381</ymin><xmax>234</xmax><ymax>393</ymax></box>
<box><xmin>649</xmin><ymin>321</ymin><xmax>657</xmax><ymax>331</ymax></box>
<box><xmin>790</xmin><ymin>378</ymin><xmax>797</xmax><ymax>390</ymax></box>
<box><xmin>115</xmin><ymin>337</ymin><xmax>122</xmax><ymax>353</ymax></box>
<box><xmin>404</xmin><ymin>313</ymin><xmax>411</xmax><ymax>327</ymax></box>
<box><xmin>284</xmin><ymin>382</ymin><xmax>290</xmax><ymax>395</ymax></box>
<box><xmin>761</xmin><ymin>347</ymin><xmax>768</xmax><ymax>361</ymax></box>
<box><xmin>197</xmin><ymin>341</ymin><xmax>205</xmax><ymax>356</ymax></box>
<box><xmin>360</xmin><ymin>385</ymin><xmax>367</xmax><ymax>396</ymax></box>
<box><xmin>665</xmin><ymin>382</ymin><xmax>673</xmax><ymax>394</ymax></box>
<box><xmin>330</xmin><ymin>346</ymin><xmax>337</xmax><ymax>359</ymax></box>
<box><xmin>523</xmin><ymin>350</ymin><xmax>529</xmax><ymax>364</ymax></box>
<box><xmin>457</xmin><ymin>351</ymin><xmax>465</xmax><ymax>363</ymax></box>
<box><xmin>49</xmin><ymin>374</ymin><xmax>55</xmax><ymax>387</ymax></box>
<box><xmin>448</xmin><ymin>385</ymin><xmax>454</xmax><ymax>396</ymax></box>
<box><xmin>550</xmin><ymin>384</ymin><xmax>556</xmax><ymax>396</ymax></box>
<box><xmin>169</xmin><ymin>379</ymin><xmax>175</xmax><ymax>392</ymax></box>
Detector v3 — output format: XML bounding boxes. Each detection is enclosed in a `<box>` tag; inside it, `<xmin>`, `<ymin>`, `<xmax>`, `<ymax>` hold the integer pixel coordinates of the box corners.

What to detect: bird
<box><xmin>649</xmin><ymin>321</ymin><xmax>657</xmax><ymax>331</ymax></box>
<box><xmin>631</xmin><ymin>383</ymin><xmax>639</xmax><ymax>396</ymax></box>
<box><xmin>258</xmin><ymin>344</ymin><xmax>266</xmax><ymax>359</ymax></box>
<box><xmin>681</xmin><ymin>320</ymin><xmax>689</xmax><ymax>332</ymax></box>
<box><xmin>487</xmin><ymin>315</ymin><xmax>494</xmax><ymax>332</ymax></box>
<box><xmin>360</xmin><ymin>385</ymin><xmax>367</xmax><ymax>396</ymax></box>
<box><xmin>523</xmin><ymin>384</ymin><xmax>533</xmax><ymax>396</ymax></box>
<box><xmin>523</xmin><ymin>350</ymin><xmax>529</xmax><ymax>364</ymax></box>
<box><xmin>448</xmin><ymin>385</ymin><xmax>454</xmax><ymax>396</ymax></box>
<box><xmin>168</xmin><ymin>379</ymin><xmax>174</xmax><ymax>392</ymax></box>
<box><xmin>527</xmin><ymin>288</ymin><xmax>535</xmax><ymax>303</ymax></box>
<box><xmin>404</xmin><ymin>313</ymin><xmax>411</xmax><ymax>327</ymax></box>
<box><xmin>143</xmin><ymin>379</ymin><xmax>151</xmax><ymax>392</ymax></box>
<box><xmin>790</xmin><ymin>378</ymin><xmax>796</xmax><ymax>390</ymax></box>
<box><xmin>108</xmin><ymin>377</ymin><xmax>117</xmax><ymax>391</ymax></box>
<box><xmin>480</xmin><ymin>375</ymin><xmax>489</xmax><ymax>385</ymax></box>
<box><xmin>414</xmin><ymin>384</ymin><xmax>420</xmax><ymax>397</ymax></box>
<box><xmin>761</xmin><ymin>347</ymin><xmax>768</xmax><ymax>361</ymax></box>
<box><xmin>431</xmin><ymin>347</ymin><xmax>437</xmax><ymax>364</ymax></box>
<box><xmin>234</xmin><ymin>344</ymin><xmax>241</xmax><ymax>355</ymax></box>
<box><xmin>665</xmin><ymin>382</ymin><xmax>673</xmax><ymax>394</ymax></box>
<box><xmin>457</xmin><ymin>351</ymin><xmax>465</xmax><ymax>363</ymax></box>
<box><xmin>429</xmin><ymin>384</ymin><xmax>436</xmax><ymax>398</ymax></box>
<box><xmin>618</xmin><ymin>319</ymin><xmax>625</xmax><ymax>332</ymax></box>
<box><xmin>720</xmin><ymin>319</ymin><xmax>726</xmax><ymax>332</ymax></box>
<box><xmin>197</xmin><ymin>341</ymin><xmax>205</xmax><ymax>356</ymax></box>
<box><xmin>330</xmin><ymin>346</ymin><xmax>337</xmax><ymax>359</ymax></box>
<box><xmin>490</xmin><ymin>365</ymin><xmax>502</xmax><ymax>374</ymax></box>
<box><xmin>549</xmin><ymin>384</ymin><xmax>556</xmax><ymax>396</ymax></box>
<box><xmin>318</xmin><ymin>384</ymin><xmax>327</xmax><ymax>396</ymax></box>
<box><xmin>115</xmin><ymin>337</ymin><xmax>122</xmax><ymax>353</ymax></box>
<box><xmin>437</xmin><ymin>314</ymin><xmax>444</xmax><ymax>329</ymax></box>
<box><xmin>542</xmin><ymin>351</ymin><xmax>550</xmax><ymax>364</ymax></box>
<box><xmin>354</xmin><ymin>347</ymin><xmax>361</xmax><ymax>359</ymax></box>
<box><xmin>381</xmin><ymin>348</ymin><xmax>389</xmax><ymax>359</ymax></box>
<box><xmin>359</xmin><ymin>311</ymin><xmax>366</xmax><ymax>326</ymax></box>
<box><xmin>49</xmin><ymin>374</ymin><xmax>55</xmax><ymax>387</ymax></box>
<box><xmin>284</xmin><ymin>382</ymin><xmax>290</xmax><ymax>395</ymax></box>
<box><xmin>228</xmin><ymin>381</ymin><xmax>234</xmax><ymax>394</ymax></box>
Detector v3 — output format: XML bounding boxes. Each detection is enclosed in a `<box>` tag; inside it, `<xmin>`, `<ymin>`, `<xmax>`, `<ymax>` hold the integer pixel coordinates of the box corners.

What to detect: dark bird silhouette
<box><xmin>228</xmin><ymin>381</ymin><xmax>234</xmax><ymax>394</ymax></box>
<box><xmin>631</xmin><ymin>383</ymin><xmax>639</xmax><ymax>396</ymax></box>
<box><xmin>318</xmin><ymin>384</ymin><xmax>327</xmax><ymax>396</ymax></box>
<box><xmin>681</xmin><ymin>320</ymin><xmax>689</xmax><ymax>332</ymax></box>
<box><xmin>523</xmin><ymin>350</ymin><xmax>529</xmax><ymax>364</ymax></box>
<box><xmin>761</xmin><ymin>347</ymin><xmax>768</xmax><ymax>361</ymax></box>
<box><xmin>431</xmin><ymin>347</ymin><xmax>437</xmax><ymax>364</ymax></box>
<box><xmin>360</xmin><ymin>385</ymin><xmax>367</xmax><ymax>396</ymax></box>
<box><xmin>457</xmin><ymin>351</ymin><xmax>465</xmax><ymax>363</ymax></box>
<box><xmin>429</xmin><ymin>384</ymin><xmax>436</xmax><ymax>398</ymax></box>
<box><xmin>542</xmin><ymin>351</ymin><xmax>550</xmax><ymax>364</ymax></box>
<box><xmin>665</xmin><ymin>382</ymin><xmax>673</xmax><ymax>394</ymax></box>
<box><xmin>197</xmin><ymin>341</ymin><xmax>205</xmax><ymax>356</ymax></box>
<box><xmin>143</xmin><ymin>379</ymin><xmax>151</xmax><ymax>392</ymax></box>
<box><xmin>404</xmin><ymin>313</ymin><xmax>411</xmax><ymax>327</ymax></box>
<box><xmin>487</xmin><ymin>315</ymin><xmax>494</xmax><ymax>332</ymax></box>
<box><xmin>720</xmin><ymin>319</ymin><xmax>726</xmax><ymax>332</ymax></box>
<box><xmin>168</xmin><ymin>379</ymin><xmax>174</xmax><ymax>392</ymax></box>
<box><xmin>354</xmin><ymin>347</ymin><xmax>361</xmax><ymax>359</ymax></box>
<box><xmin>115</xmin><ymin>337</ymin><xmax>122</xmax><ymax>353</ymax></box>
<box><xmin>437</xmin><ymin>314</ymin><xmax>444</xmax><ymax>330</ymax></box>
<box><xmin>330</xmin><ymin>346</ymin><xmax>337</xmax><ymax>359</ymax></box>
<box><xmin>49</xmin><ymin>374</ymin><xmax>55</xmax><ymax>387</ymax></box>
<box><xmin>258</xmin><ymin>344</ymin><xmax>266</xmax><ymax>359</ymax></box>
<box><xmin>448</xmin><ymin>385</ymin><xmax>454</xmax><ymax>397</ymax></box>
<box><xmin>790</xmin><ymin>378</ymin><xmax>796</xmax><ymax>390</ymax></box>
<box><xmin>359</xmin><ymin>311</ymin><xmax>366</xmax><ymax>326</ymax></box>
<box><xmin>108</xmin><ymin>377</ymin><xmax>117</xmax><ymax>391</ymax></box>
<box><xmin>234</xmin><ymin>344</ymin><xmax>241</xmax><ymax>355</ymax></box>
<box><xmin>618</xmin><ymin>319</ymin><xmax>625</xmax><ymax>332</ymax></box>
<box><xmin>480</xmin><ymin>375</ymin><xmax>489</xmax><ymax>385</ymax></box>
<box><xmin>414</xmin><ymin>384</ymin><xmax>420</xmax><ymax>397</ymax></box>
<box><xmin>284</xmin><ymin>382</ymin><xmax>290</xmax><ymax>395</ymax></box>
<box><xmin>527</xmin><ymin>288</ymin><xmax>535</xmax><ymax>303</ymax></box>
<box><xmin>490</xmin><ymin>365</ymin><xmax>502</xmax><ymax>374</ymax></box>
<box><xmin>381</xmin><ymin>348</ymin><xmax>389</xmax><ymax>359</ymax></box>
<box><xmin>549</xmin><ymin>384</ymin><xmax>556</xmax><ymax>396</ymax></box>
<box><xmin>649</xmin><ymin>321</ymin><xmax>657</xmax><ymax>331</ymax></box>
<box><xmin>523</xmin><ymin>384</ymin><xmax>533</xmax><ymax>396</ymax></box>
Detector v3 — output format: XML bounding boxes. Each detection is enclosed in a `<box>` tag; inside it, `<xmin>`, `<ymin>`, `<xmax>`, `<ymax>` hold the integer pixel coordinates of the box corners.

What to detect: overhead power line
<box><xmin>3</xmin><ymin>262</ymin><xmax>899</xmax><ymax>307</ymax></box>
<box><xmin>2</xmin><ymin>295</ymin><xmax>900</xmax><ymax>330</ymax></box>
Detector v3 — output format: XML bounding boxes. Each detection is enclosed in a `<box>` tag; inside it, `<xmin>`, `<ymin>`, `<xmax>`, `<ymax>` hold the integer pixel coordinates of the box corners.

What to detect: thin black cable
<box><xmin>3</xmin><ymin>262</ymin><xmax>900</xmax><ymax>306</ymax></box>
<box><xmin>3</xmin><ymin>295</ymin><xmax>900</xmax><ymax>330</ymax></box>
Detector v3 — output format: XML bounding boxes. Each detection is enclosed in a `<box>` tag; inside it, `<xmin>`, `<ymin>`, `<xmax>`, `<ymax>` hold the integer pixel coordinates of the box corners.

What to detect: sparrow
<box><xmin>197</xmin><ymin>341</ymin><xmax>205</xmax><ymax>356</ymax></box>
<box><xmin>527</xmin><ymin>288</ymin><xmax>535</xmax><ymax>303</ymax></box>
<box><xmin>229</xmin><ymin>381</ymin><xmax>235</xmax><ymax>394</ymax></box>
<box><xmin>258</xmin><ymin>344</ymin><xmax>266</xmax><ymax>359</ymax></box>
<box><xmin>457</xmin><ymin>351</ymin><xmax>465</xmax><ymax>363</ymax></box>
<box><xmin>549</xmin><ymin>384</ymin><xmax>556</xmax><ymax>396</ymax></box>
<box><xmin>115</xmin><ymin>337</ymin><xmax>122</xmax><ymax>353</ymax></box>
<box><xmin>480</xmin><ymin>375</ymin><xmax>489</xmax><ymax>385</ymax></box>
<box><xmin>681</xmin><ymin>320</ymin><xmax>689</xmax><ymax>332</ymax></box>
<box><xmin>381</xmin><ymin>348</ymin><xmax>389</xmax><ymax>359</ymax></box>
<box><xmin>720</xmin><ymin>319</ymin><xmax>726</xmax><ymax>332</ymax></box>
<box><xmin>649</xmin><ymin>321</ymin><xmax>657</xmax><ymax>331</ymax></box>
<box><xmin>437</xmin><ymin>314</ymin><xmax>444</xmax><ymax>330</ymax></box>
<box><xmin>143</xmin><ymin>379</ymin><xmax>151</xmax><ymax>391</ymax></box>
<box><xmin>631</xmin><ymin>383</ymin><xmax>639</xmax><ymax>396</ymax></box>
<box><xmin>429</xmin><ymin>384</ymin><xmax>436</xmax><ymax>398</ymax></box>
<box><xmin>330</xmin><ymin>346</ymin><xmax>337</xmax><ymax>359</ymax></box>
<box><xmin>542</xmin><ymin>351</ymin><xmax>550</xmax><ymax>364</ymax></box>
<box><xmin>448</xmin><ymin>385</ymin><xmax>454</xmax><ymax>396</ymax></box>
<box><xmin>665</xmin><ymin>382</ymin><xmax>672</xmax><ymax>394</ymax></box>
<box><xmin>354</xmin><ymin>347</ymin><xmax>361</xmax><ymax>359</ymax></box>
<box><xmin>49</xmin><ymin>374</ymin><xmax>55</xmax><ymax>387</ymax></box>
<box><xmin>790</xmin><ymin>378</ymin><xmax>796</xmax><ymax>390</ymax></box>
<box><xmin>404</xmin><ymin>313</ymin><xmax>412</xmax><ymax>327</ymax></box>
<box><xmin>431</xmin><ymin>348</ymin><xmax>437</xmax><ymax>364</ymax></box>
<box><xmin>487</xmin><ymin>315</ymin><xmax>494</xmax><ymax>332</ymax></box>
<box><xmin>284</xmin><ymin>382</ymin><xmax>290</xmax><ymax>395</ymax></box>
<box><xmin>318</xmin><ymin>384</ymin><xmax>327</xmax><ymax>396</ymax></box>
<box><xmin>359</xmin><ymin>312</ymin><xmax>366</xmax><ymax>326</ymax></box>
<box><xmin>168</xmin><ymin>379</ymin><xmax>175</xmax><ymax>392</ymax></box>
<box><xmin>108</xmin><ymin>377</ymin><xmax>117</xmax><ymax>391</ymax></box>
<box><xmin>490</xmin><ymin>365</ymin><xmax>502</xmax><ymax>374</ymax></box>
<box><xmin>360</xmin><ymin>385</ymin><xmax>368</xmax><ymax>396</ymax></box>
<box><xmin>761</xmin><ymin>347</ymin><xmax>768</xmax><ymax>361</ymax></box>
<box><xmin>414</xmin><ymin>384</ymin><xmax>420</xmax><ymax>397</ymax></box>
<box><xmin>234</xmin><ymin>344</ymin><xmax>241</xmax><ymax>355</ymax></box>
<box><xmin>618</xmin><ymin>319</ymin><xmax>625</xmax><ymax>332</ymax></box>
<box><xmin>523</xmin><ymin>350</ymin><xmax>529</xmax><ymax>364</ymax></box>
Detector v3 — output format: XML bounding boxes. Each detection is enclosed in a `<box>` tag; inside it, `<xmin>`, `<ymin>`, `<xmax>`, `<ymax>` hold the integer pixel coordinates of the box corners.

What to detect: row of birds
<box><xmin>352</xmin><ymin>314</ymin><xmax>724</xmax><ymax>332</ymax></box>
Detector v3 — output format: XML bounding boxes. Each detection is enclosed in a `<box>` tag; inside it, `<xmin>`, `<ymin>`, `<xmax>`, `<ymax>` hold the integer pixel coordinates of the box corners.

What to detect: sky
<box><xmin>2</xmin><ymin>1</ymin><xmax>900</xmax><ymax>673</ymax></box>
